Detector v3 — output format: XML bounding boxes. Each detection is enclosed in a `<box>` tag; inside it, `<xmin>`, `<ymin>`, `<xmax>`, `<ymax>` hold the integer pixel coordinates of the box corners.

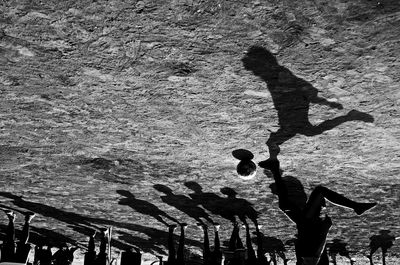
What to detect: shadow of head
<box><xmin>153</xmin><ymin>184</ymin><xmax>174</xmax><ymax>195</ymax></box>
<box><xmin>116</xmin><ymin>190</ymin><xmax>135</xmax><ymax>198</ymax></box>
<box><xmin>184</xmin><ymin>181</ymin><xmax>203</xmax><ymax>193</ymax></box>
<box><xmin>242</xmin><ymin>46</ymin><xmax>279</xmax><ymax>75</ymax></box>
<box><xmin>220</xmin><ymin>187</ymin><xmax>238</xmax><ymax>198</ymax></box>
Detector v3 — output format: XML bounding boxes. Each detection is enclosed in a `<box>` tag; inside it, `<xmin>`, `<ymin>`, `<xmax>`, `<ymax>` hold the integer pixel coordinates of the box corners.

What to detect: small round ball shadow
<box><xmin>232</xmin><ymin>149</ymin><xmax>257</xmax><ymax>180</ymax></box>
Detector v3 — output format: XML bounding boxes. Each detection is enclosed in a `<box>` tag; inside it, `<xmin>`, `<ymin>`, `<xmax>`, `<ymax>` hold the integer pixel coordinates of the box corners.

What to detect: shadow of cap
<box><xmin>220</xmin><ymin>187</ymin><xmax>238</xmax><ymax>197</ymax></box>
<box><xmin>116</xmin><ymin>190</ymin><xmax>135</xmax><ymax>197</ymax></box>
<box><xmin>184</xmin><ymin>181</ymin><xmax>202</xmax><ymax>192</ymax></box>
<box><xmin>153</xmin><ymin>184</ymin><xmax>173</xmax><ymax>194</ymax></box>
<box><xmin>242</xmin><ymin>46</ymin><xmax>279</xmax><ymax>73</ymax></box>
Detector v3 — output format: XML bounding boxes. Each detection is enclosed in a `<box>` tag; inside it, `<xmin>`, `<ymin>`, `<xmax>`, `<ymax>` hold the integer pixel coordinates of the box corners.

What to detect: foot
<box><xmin>258</xmin><ymin>158</ymin><xmax>280</xmax><ymax>173</ymax></box>
<box><xmin>196</xmin><ymin>222</ymin><xmax>208</xmax><ymax>231</ymax></box>
<box><xmin>347</xmin><ymin>110</ymin><xmax>374</xmax><ymax>123</ymax></box>
<box><xmin>355</xmin><ymin>202</ymin><xmax>377</xmax><ymax>215</ymax></box>
<box><xmin>213</xmin><ymin>223</ymin><xmax>220</xmax><ymax>232</ymax></box>
<box><xmin>4</xmin><ymin>210</ymin><xmax>16</xmax><ymax>221</ymax></box>
<box><xmin>99</xmin><ymin>227</ymin><xmax>109</xmax><ymax>237</ymax></box>
<box><xmin>168</xmin><ymin>224</ymin><xmax>177</xmax><ymax>232</ymax></box>
<box><xmin>89</xmin><ymin>229</ymin><xmax>97</xmax><ymax>238</ymax></box>
<box><xmin>25</xmin><ymin>212</ymin><xmax>36</xmax><ymax>223</ymax></box>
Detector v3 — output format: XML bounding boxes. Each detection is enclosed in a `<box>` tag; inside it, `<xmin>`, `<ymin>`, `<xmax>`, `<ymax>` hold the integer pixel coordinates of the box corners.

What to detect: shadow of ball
<box><xmin>232</xmin><ymin>149</ymin><xmax>257</xmax><ymax>180</ymax></box>
<box><xmin>236</xmin><ymin>160</ymin><xmax>257</xmax><ymax>180</ymax></box>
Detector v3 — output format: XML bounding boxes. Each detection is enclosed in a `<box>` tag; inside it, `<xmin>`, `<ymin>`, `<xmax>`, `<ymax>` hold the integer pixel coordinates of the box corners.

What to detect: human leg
<box><xmin>177</xmin><ymin>223</ymin><xmax>188</xmax><ymax>265</ymax></box>
<box><xmin>84</xmin><ymin>231</ymin><xmax>97</xmax><ymax>265</ymax></box>
<box><xmin>243</xmin><ymin>222</ymin><xmax>256</xmax><ymax>264</ymax></box>
<box><xmin>304</xmin><ymin>186</ymin><xmax>376</xmax><ymax>218</ymax></box>
<box><xmin>197</xmin><ymin>223</ymin><xmax>210</xmax><ymax>265</ymax></box>
<box><xmin>20</xmin><ymin>212</ymin><xmax>35</xmax><ymax>244</ymax></box>
<box><xmin>15</xmin><ymin>212</ymin><xmax>35</xmax><ymax>263</ymax></box>
<box><xmin>2</xmin><ymin>210</ymin><xmax>16</xmax><ymax>261</ymax></box>
<box><xmin>167</xmin><ymin>224</ymin><xmax>177</xmax><ymax>265</ymax></box>
<box><xmin>307</xmin><ymin>110</ymin><xmax>373</xmax><ymax>136</ymax></box>
<box><xmin>266</xmin><ymin>129</ymin><xmax>296</xmax><ymax>160</ymax></box>
<box><xmin>97</xmin><ymin>228</ymin><xmax>108</xmax><ymax>265</ymax></box>
<box><xmin>212</xmin><ymin>223</ymin><xmax>222</xmax><ymax>265</ymax></box>
<box><xmin>229</xmin><ymin>219</ymin><xmax>243</xmax><ymax>251</ymax></box>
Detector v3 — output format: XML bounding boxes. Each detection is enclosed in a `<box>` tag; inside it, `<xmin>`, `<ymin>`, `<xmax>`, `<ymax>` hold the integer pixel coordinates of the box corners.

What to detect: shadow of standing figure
<box><xmin>327</xmin><ymin>239</ymin><xmax>355</xmax><ymax>265</ymax></box>
<box><xmin>367</xmin><ymin>230</ymin><xmax>397</xmax><ymax>265</ymax></box>
<box><xmin>252</xmin><ymin>231</ymin><xmax>289</xmax><ymax>265</ymax></box>
<box><xmin>262</xmin><ymin>159</ymin><xmax>377</xmax><ymax>265</ymax></box>
<box><xmin>117</xmin><ymin>190</ymin><xmax>179</xmax><ymax>227</ymax></box>
<box><xmin>220</xmin><ymin>187</ymin><xmax>260</xmax><ymax>228</ymax></box>
<box><xmin>153</xmin><ymin>184</ymin><xmax>215</xmax><ymax>225</ymax></box>
<box><xmin>184</xmin><ymin>182</ymin><xmax>235</xmax><ymax>222</ymax></box>
<box><xmin>241</xmin><ymin>46</ymin><xmax>374</xmax><ymax>164</ymax></box>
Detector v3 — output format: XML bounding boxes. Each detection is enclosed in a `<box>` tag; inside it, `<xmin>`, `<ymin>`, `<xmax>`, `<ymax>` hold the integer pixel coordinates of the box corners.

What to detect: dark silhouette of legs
<box><xmin>167</xmin><ymin>225</ymin><xmax>177</xmax><ymax>265</ymax></box>
<box><xmin>84</xmin><ymin>231</ymin><xmax>97</xmax><ymax>265</ymax></box>
<box><xmin>2</xmin><ymin>210</ymin><xmax>16</xmax><ymax>262</ymax></box>
<box><xmin>15</xmin><ymin>212</ymin><xmax>35</xmax><ymax>263</ymax></box>
<box><xmin>97</xmin><ymin>228</ymin><xmax>108</xmax><ymax>265</ymax></box>
<box><xmin>20</xmin><ymin>212</ymin><xmax>35</xmax><ymax>244</ymax></box>
<box><xmin>212</xmin><ymin>223</ymin><xmax>222</xmax><ymax>265</ymax></box>
<box><xmin>197</xmin><ymin>223</ymin><xmax>210</xmax><ymax>265</ymax></box>
<box><xmin>243</xmin><ymin>221</ymin><xmax>257</xmax><ymax>265</ymax></box>
<box><xmin>177</xmin><ymin>223</ymin><xmax>187</xmax><ymax>265</ymax></box>
<box><xmin>229</xmin><ymin>219</ymin><xmax>244</xmax><ymax>251</ymax></box>
<box><xmin>266</xmin><ymin>129</ymin><xmax>296</xmax><ymax>160</ymax></box>
<box><xmin>304</xmin><ymin>186</ymin><xmax>377</xmax><ymax>219</ymax></box>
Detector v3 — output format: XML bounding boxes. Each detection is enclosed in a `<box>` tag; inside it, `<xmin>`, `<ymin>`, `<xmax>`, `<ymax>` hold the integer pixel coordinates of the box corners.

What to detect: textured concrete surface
<box><xmin>0</xmin><ymin>0</ymin><xmax>399</xmax><ymax>264</ymax></box>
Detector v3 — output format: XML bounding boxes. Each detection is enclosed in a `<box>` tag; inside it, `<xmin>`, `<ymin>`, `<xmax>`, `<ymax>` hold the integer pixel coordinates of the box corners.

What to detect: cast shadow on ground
<box><xmin>368</xmin><ymin>229</ymin><xmax>397</xmax><ymax>265</ymax></box>
<box><xmin>184</xmin><ymin>181</ymin><xmax>259</xmax><ymax>225</ymax></box>
<box><xmin>153</xmin><ymin>184</ymin><xmax>215</xmax><ymax>225</ymax></box>
<box><xmin>0</xmin><ymin>192</ymin><xmax>200</xmax><ymax>254</ymax></box>
<box><xmin>327</xmin><ymin>239</ymin><xmax>355</xmax><ymax>265</ymax></box>
<box><xmin>116</xmin><ymin>190</ymin><xmax>179</xmax><ymax>227</ymax></box>
<box><xmin>241</xmin><ymin>46</ymin><xmax>374</xmax><ymax>161</ymax></box>
<box><xmin>251</xmin><ymin>231</ymin><xmax>288</xmax><ymax>265</ymax></box>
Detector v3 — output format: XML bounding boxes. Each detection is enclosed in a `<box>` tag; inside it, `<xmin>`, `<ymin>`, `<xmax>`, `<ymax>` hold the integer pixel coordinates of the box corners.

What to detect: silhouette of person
<box><xmin>184</xmin><ymin>181</ymin><xmax>235</xmax><ymax>222</ymax></box>
<box><xmin>368</xmin><ymin>230</ymin><xmax>397</xmax><ymax>265</ymax></box>
<box><xmin>117</xmin><ymin>190</ymin><xmax>179</xmax><ymax>226</ymax></box>
<box><xmin>153</xmin><ymin>184</ymin><xmax>214</xmax><ymax>225</ymax></box>
<box><xmin>2</xmin><ymin>210</ymin><xmax>35</xmax><ymax>263</ymax></box>
<box><xmin>242</xmin><ymin>46</ymin><xmax>374</xmax><ymax>164</ymax></box>
<box><xmin>261</xmin><ymin>159</ymin><xmax>377</xmax><ymax>265</ymax></box>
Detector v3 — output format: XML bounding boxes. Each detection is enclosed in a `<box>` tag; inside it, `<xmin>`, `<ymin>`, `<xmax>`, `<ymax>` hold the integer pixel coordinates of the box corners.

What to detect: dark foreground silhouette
<box><xmin>242</xmin><ymin>46</ymin><xmax>374</xmax><ymax>164</ymax></box>
<box><xmin>261</xmin><ymin>159</ymin><xmax>377</xmax><ymax>265</ymax></box>
<box><xmin>368</xmin><ymin>230</ymin><xmax>397</xmax><ymax>265</ymax></box>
